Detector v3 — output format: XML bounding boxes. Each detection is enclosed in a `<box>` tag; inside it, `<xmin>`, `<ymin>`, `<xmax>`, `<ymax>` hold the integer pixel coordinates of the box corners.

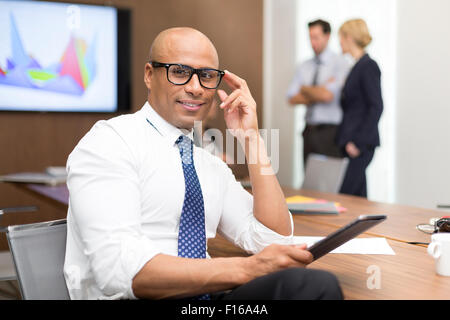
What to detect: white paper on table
<box><xmin>293</xmin><ymin>236</ymin><xmax>396</xmax><ymax>255</ymax></box>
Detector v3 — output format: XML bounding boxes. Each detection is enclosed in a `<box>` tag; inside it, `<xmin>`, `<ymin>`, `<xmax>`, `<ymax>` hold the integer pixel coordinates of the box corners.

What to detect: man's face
<box><xmin>144</xmin><ymin>32</ymin><xmax>219</xmax><ymax>130</ymax></box>
<box><xmin>309</xmin><ymin>25</ymin><xmax>330</xmax><ymax>56</ymax></box>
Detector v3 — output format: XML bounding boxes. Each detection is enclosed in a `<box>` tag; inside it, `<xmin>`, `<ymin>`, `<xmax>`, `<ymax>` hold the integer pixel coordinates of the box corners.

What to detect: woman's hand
<box><xmin>345</xmin><ymin>142</ymin><xmax>361</xmax><ymax>158</ymax></box>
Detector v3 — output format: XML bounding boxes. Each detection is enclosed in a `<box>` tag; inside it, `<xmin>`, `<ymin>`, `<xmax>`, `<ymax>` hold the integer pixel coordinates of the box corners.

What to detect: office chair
<box><xmin>302</xmin><ymin>153</ymin><xmax>349</xmax><ymax>194</ymax></box>
<box><xmin>6</xmin><ymin>218</ymin><xmax>70</xmax><ymax>300</ymax></box>
<box><xmin>0</xmin><ymin>206</ymin><xmax>38</xmax><ymax>299</ymax></box>
<box><xmin>0</xmin><ymin>251</ymin><xmax>19</xmax><ymax>299</ymax></box>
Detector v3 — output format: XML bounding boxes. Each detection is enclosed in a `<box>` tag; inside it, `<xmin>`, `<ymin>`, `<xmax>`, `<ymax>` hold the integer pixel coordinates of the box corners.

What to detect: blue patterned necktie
<box><xmin>175</xmin><ymin>135</ymin><xmax>210</xmax><ymax>300</ymax></box>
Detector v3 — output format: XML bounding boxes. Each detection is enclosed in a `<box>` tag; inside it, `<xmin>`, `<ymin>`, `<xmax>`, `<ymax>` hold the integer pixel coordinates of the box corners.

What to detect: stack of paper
<box><xmin>45</xmin><ymin>166</ymin><xmax>67</xmax><ymax>177</ymax></box>
<box><xmin>0</xmin><ymin>172</ymin><xmax>66</xmax><ymax>186</ymax></box>
<box><xmin>286</xmin><ymin>195</ymin><xmax>347</xmax><ymax>215</ymax></box>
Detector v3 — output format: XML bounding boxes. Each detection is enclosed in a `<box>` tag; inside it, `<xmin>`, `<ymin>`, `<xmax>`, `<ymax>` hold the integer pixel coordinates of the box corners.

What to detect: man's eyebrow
<box><xmin>170</xmin><ymin>63</ymin><xmax>221</xmax><ymax>70</ymax></box>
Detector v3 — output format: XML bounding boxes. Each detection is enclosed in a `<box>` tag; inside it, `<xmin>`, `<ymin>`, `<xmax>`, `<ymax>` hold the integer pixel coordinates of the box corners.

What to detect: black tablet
<box><xmin>308</xmin><ymin>215</ymin><xmax>387</xmax><ymax>261</ymax></box>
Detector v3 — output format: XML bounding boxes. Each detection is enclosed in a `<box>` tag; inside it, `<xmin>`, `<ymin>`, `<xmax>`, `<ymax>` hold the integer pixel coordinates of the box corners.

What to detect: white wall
<box><xmin>396</xmin><ymin>0</ymin><xmax>450</xmax><ymax>209</ymax></box>
<box><xmin>263</xmin><ymin>0</ymin><xmax>298</xmax><ymax>186</ymax></box>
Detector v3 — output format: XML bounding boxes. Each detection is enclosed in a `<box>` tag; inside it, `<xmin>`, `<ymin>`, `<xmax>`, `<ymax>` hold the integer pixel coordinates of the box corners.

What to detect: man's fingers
<box><xmin>286</xmin><ymin>245</ymin><xmax>313</xmax><ymax>265</ymax></box>
<box><xmin>217</xmin><ymin>89</ymin><xmax>228</xmax><ymax>103</ymax></box>
<box><xmin>223</xmin><ymin>70</ymin><xmax>247</xmax><ymax>91</ymax></box>
<box><xmin>219</xmin><ymin>89</ymin><xmax>241</xmax><ymax>109</ymax></box>
<box><xmin>293</xmin><ymin>243</ymin><xmax>308</xmax><ymax>250</ymax></box>
<box><xmin>228</xmin><ymin>96</ymin><xmax>244</xmax><ymax>114</ymax></box>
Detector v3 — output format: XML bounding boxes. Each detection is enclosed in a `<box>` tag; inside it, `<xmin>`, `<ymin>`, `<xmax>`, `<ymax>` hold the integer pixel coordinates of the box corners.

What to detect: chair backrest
<box><xmin>6</xmin><ymin>219</ymin><xmax>70</xmax><ymax>300</ymax></box>
<box><xmin>0</xmin><ymin>251</ymin><xmax>17</xmax><ymax>281</ymax></box>
<box><xmin>302</xmin><ymin>153</ymin><xmax>349</xmax><ymax>193</ymax></box>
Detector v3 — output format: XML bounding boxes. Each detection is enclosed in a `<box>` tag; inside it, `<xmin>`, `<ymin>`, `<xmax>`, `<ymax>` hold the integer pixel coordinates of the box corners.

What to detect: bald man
<box><xmin>64</xmin><ymin>27</ymin><xmax>343</xmax><ymax>300</ymax></box>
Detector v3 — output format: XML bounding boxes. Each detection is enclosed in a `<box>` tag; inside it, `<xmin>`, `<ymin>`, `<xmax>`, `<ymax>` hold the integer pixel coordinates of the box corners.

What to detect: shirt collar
<box><xmin>316</xmin><ymin>48</ymin><xmax>332</xmax><ymax>64</ymax></box>
<box><xmin>142</xmin><ymin>101</ymin><xmax>194</xmax><ymax>144</ymax></box>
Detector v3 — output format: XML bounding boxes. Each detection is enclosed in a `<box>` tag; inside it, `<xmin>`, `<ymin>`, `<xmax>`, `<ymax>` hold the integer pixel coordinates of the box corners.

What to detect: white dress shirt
<box><xmin>64</xmin><ymin>101</ymin><xmax>294</xmax><ymax>300</ymax></box>
<box><xmin>286</xmin><ymin>48</ymin><xmax>352</xmax><ymax>125</ymax></box>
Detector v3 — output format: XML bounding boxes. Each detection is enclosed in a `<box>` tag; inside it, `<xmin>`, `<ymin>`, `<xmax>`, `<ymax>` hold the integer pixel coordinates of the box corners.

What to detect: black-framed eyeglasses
<box><xmin>150</xmin><ymin>61</ymin><xmax>225</xmax><ymax>89</ymax></box>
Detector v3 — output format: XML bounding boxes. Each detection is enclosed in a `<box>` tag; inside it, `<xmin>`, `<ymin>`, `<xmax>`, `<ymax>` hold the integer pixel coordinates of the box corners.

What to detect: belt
<box><xmin>305</xmin><ymin>124</ymin><xmax>338</xmax><ymax>130</ymax></box>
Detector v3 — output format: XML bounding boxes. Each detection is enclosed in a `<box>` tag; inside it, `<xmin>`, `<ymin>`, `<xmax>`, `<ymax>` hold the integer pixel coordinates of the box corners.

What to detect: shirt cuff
<box><xmin>88</xmin><ymin>235</ymin><xmax>161</xmax><ymax>300</ymax></box>
<box><xmin>236</xmin><ymin>213</ymin><xmax>294</xmax><ymax>254</ymax></box>
<box><xmin>122</xmin><ymin>237</ymin><xmax>162</xmax><ymax>299</ymax></box>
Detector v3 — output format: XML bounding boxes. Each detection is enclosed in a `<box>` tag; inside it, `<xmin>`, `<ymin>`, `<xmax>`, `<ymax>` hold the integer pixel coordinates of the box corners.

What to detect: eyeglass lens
<box><xmin>168</xmin><ymin>65</ymin><xmax>221</xmax><ymax>88</ymax></box>
<box><xmin>416</xmin><ymin>224</ymin><xmax>436</xmax><ymax>234</ymax></box>
<box><xmin>437</xmin><ymin>218</ymin><xmax>450</xmax><ymax>232</ymax></box>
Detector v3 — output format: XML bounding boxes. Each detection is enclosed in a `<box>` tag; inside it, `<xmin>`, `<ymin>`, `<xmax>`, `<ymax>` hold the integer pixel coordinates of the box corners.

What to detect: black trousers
<box><xmin>210</xmin><ymin>268</ymin><xmax>343</xmax><ymax>300</ymax></box>
<box><xmin>303</xmin><ymin>124</ymin><xmax>342</xmax><ymax>166</ymax></box>
<box><xmin>339</xmin><ymin>148</ymin><xmax>375</xmax><ymax>198</ymax></box>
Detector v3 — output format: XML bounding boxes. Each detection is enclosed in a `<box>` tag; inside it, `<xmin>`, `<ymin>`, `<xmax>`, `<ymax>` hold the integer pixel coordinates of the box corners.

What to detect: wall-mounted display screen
<box><xmin>0</xmin><ymin>0</ymin><xmax>131</xmax><ymax>112</ymax></box>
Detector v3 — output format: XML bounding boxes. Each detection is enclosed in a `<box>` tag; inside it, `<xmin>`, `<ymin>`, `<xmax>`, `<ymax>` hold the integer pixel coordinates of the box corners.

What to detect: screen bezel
<box><xmin>116</xmin><ymin>8</ymin><xmax>132</xmax><ymax>113</ymax></box>
<box><xmin>308</xmin><ymin>215</ymin><xmax>387</xmax><ymax>261</ymax></box>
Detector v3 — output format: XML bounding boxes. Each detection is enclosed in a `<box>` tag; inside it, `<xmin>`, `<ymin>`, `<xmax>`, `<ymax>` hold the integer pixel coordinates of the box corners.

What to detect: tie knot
<box><xmin>176</xmin><ymin>135</ymin><xmax>193</xmax><ymax>165</ymax></box>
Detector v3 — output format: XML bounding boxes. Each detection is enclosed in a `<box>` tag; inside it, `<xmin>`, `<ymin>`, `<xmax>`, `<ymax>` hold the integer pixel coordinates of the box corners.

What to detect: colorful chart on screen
<box><xmin>0</xmin><ymin>0</ymin><xmax>118</xmax><ymax>112</ymax></box>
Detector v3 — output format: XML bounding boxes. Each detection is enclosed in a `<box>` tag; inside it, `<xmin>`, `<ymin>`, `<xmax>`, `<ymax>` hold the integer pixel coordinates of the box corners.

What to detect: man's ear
<box><xmin>144</xmin><ymin>62</ymin><xmax>152</xmax><ymax>90</ymax></box>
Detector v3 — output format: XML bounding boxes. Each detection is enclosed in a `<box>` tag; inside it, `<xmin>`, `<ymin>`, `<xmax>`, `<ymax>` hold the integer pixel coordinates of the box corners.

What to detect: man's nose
<box><xmin>184</xmin><ymin>73</ymin><xmax>204</xmax><ymax>96</ymax></box>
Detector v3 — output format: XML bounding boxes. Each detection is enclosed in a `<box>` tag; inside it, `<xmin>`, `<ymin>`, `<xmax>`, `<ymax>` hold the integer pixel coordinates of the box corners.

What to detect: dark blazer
<box><xmin>337</xmin><ymin>54</ymin><xmax>383</xmax><ymax>151</ymax></box>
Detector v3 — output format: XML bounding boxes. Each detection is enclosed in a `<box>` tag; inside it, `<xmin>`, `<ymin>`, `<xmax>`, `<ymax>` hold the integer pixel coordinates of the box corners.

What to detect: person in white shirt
<box><xmin>287</xmin><ymin>19</ymin><xmax>351</xmax><ymax>166</ymax></box>
<box><xmin>64</xmin><ymin>27</ymin><xmax>343</xmax><ymax>300</ymax></box>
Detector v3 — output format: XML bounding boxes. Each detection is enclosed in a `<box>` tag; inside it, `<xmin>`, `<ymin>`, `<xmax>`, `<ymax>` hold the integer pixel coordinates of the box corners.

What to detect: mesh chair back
<box><xmin>303</xmin><ymin>153</ymin><xmax>349</xmax><ymax>193</ymax></box>
<box><xmin>0</xmin><ymin>251</ymin><xmax>16</xmax><ymax>281</ymax></box>
<box><xmin>6</xmin><ymin>219</ymin><xmax>69</xmax><ymax>300</ymax></box>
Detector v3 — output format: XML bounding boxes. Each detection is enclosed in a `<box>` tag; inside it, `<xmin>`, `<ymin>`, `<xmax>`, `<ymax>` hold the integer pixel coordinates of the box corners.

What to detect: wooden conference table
<box><xmin>13</xmin><ymin>183</ymin><xmax>450</xmax><ymax>299</ymax></box>
<box><xmin>212</xmin><ymin>187</ymin><xmax>450</xmax><ymax>300</ymax></box>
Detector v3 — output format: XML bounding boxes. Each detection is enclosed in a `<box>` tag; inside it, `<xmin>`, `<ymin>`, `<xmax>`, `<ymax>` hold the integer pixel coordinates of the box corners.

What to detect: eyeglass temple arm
<box><xmin>437</xmin><ymin>204</ymin><xmax>450</xmax><ymax>209</ymax></box>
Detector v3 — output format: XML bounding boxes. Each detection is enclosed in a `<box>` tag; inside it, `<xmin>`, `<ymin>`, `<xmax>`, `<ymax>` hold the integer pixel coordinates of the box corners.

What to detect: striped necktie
<box><xmin>311</xmin><ymin>56</ymin><xmax>321</xmax><ymax>86</ymax></box>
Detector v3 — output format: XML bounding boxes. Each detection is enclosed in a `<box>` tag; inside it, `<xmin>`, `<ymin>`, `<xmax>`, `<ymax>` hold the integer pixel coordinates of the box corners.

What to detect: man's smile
<box><xmin>177</xmin><ymin>99</ymin><xmax>205</xmax><ymax>111</ymax></box>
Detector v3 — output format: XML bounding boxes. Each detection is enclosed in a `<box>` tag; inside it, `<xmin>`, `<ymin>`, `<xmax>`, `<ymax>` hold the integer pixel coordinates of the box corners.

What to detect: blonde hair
<box><xmin>339</xmin><ymin>19</ymin><xmax>372</xmax><ymax>49</ymax></box>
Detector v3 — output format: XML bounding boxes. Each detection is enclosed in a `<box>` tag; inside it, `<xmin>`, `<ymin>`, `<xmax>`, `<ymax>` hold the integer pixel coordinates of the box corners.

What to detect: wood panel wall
<box><xmin>0</xmin><ymin>0</ymin><xmax>263</xmax><ymax>250</ymax></box>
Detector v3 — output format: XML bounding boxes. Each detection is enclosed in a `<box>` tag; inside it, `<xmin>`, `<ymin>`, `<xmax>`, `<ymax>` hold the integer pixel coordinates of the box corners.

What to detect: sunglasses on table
<box><xmin>416</xmin><ymin>217</ymin><xmax>450</xmax><ymax>234</ymax></box>
<box><xmin>150</xmin><ymin>61</ymin><xmax>225</xmax><ymax>89</ymax></box>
